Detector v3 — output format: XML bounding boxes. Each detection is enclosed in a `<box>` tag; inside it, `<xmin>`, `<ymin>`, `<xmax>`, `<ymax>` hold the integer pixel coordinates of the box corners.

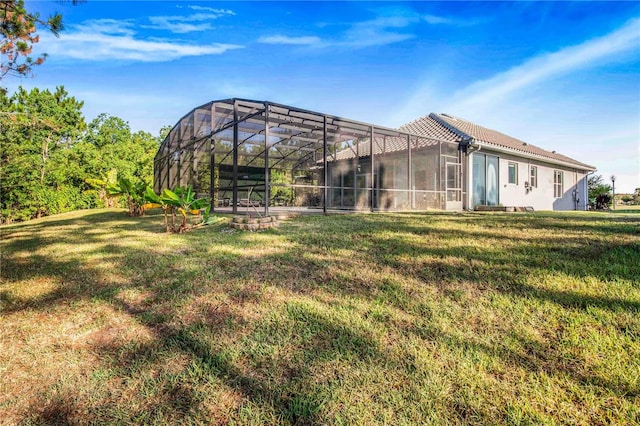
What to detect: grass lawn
<box><xmin>1</xmin><ymin>208</ymin><xmax>639</xmax><ymax>425</ymax></box>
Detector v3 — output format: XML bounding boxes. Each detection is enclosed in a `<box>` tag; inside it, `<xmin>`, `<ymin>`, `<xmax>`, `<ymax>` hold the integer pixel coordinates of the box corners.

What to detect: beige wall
<box><xmin>468</xmin><ymin>150</ymin><xmax>590</xmax><ymax>211</ymax></box>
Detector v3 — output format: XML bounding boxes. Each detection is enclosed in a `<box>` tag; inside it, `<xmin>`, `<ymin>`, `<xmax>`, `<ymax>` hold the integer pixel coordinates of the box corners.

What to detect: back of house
<box><xmin>400</xmin><ymin>113</ymin><xmax>596</xmax><ymax>211</ymax></box>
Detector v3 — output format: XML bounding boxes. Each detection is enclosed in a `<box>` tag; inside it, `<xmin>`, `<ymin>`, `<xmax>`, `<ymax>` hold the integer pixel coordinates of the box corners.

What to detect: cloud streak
<box><xmin>258</xmin><ymin>35</ymin><xmax>322</xmax><ymax>46</ymax></box>
<box><xmin>258</xmin><ymin>12</ymin><xmax>417</xmax><ymax>49</ymax></box>
<box><xmin>450</xmin><ymin>17</ymin><xmax>640</xmax><ymax>109</ymax></box>
<box><xmin>144</xmin><ymin>7</ymin><xmax>236</xmax><ymax>34</ymax></box>
<box><xmin>436</xmin><ymin>18</ymin><xmax>640</xmax><ymax>192</ymax></box>
<box><xmin>185</xmin><ymin>5</ymin><xmax>235</xmax><ymax>15</ymax></box>
<box><xmin>80</xmin><ymin>19</ymin><xmax>136</xmax><ymax>36</ymax></box>
<box><xmin>258</xmin><ymin>9</ymin><xmax>483</xmax><ymax>49</ymax></box>
<box><xmin>340</xmin><ymin>15</ymin><xmax>416</xmax><ymax>48</ymax></box>
<box><xmin>423</xmin><ymin>15</ymin><xmax>454</xmax><ymax>25</ymax></box>
<box><xmin>41</xmin><ymin>19</ymin><xmax>243</xmax><ymax>62</ymax></box>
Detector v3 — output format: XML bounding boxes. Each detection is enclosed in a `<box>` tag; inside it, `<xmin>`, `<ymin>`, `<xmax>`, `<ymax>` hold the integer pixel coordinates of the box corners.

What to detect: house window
<box><xmin>508</xmin><ymin>162</ymin><xmax>518</xmax><ymax>184</ymax></box>
<box><xmin>530</xmin><ymin>166</ymin><xmax>538</xmax><ymax>188</ymax></box>
<box><xmin>554</xmin><ymin>170</ymin><xmax>563</xmax><ymax>198</ymax></box>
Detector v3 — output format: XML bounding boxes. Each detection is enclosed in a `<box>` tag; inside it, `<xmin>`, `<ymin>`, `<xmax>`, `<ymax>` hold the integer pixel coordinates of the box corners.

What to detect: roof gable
<box><xmin>399</xmin><ymin>114</ymin><xmax>459</xmax><ymax>142</ymax></box>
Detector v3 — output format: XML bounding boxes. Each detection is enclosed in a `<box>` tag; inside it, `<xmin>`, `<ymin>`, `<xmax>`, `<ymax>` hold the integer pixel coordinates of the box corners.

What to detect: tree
<box><xmin>587</xmin><ymin>174</ymin><xmax>612</xmax><ymax>210</ymax></box>
<box><xmin>158</xmin><ymin>124</ymin><xmax>173</xmax><ymax>143</ymax></box>
<box><xmin>0</xmin><ymin>84</ymin><xmax>164</xmax><ymax>224</ymax></box>
<box><xmin>270</xmin><ymin>169</ymin><xmax>293</xmax><ymax>205</ymax></box>
<box><xmin>0</xmin><ymin>86</ymin><xmax>86</xmax><ymax>221</ymax></box>
<box><xmin>84</xmin><ymin>114</ymin><xmax>158</xmax><ymax>188</ymax></box>
<box><xmin>621</xmin><ymin>194</ymin><xmax>633</xmax><ymax>204</ymax></box>
<box><xmin>0</xmin><ymin>0</ymin><xmax>65</xmax><ymax>80</ymax></box>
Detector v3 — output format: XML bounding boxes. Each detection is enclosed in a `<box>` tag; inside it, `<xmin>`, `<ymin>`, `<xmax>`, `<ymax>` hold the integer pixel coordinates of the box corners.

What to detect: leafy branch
<box><xmin>1</xmin><ymin>0</ymin><xmax>68</xmax><ymax>79</ymax></box>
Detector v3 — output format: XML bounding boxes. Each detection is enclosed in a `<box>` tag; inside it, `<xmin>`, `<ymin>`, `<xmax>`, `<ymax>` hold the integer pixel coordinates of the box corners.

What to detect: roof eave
<box><xmin>474</xmin><ymin>141</ymin><xmax>596</xmax><ymax>171</ymax></box>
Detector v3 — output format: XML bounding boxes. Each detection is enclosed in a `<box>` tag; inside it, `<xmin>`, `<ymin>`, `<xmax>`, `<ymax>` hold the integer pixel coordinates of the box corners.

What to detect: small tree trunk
<box><xmin>163</xmin><ymin>208</ymin><xmax>170</xmax><ymax>232</ymax></box>
<box><xmin>40</xmin><ymin>138</ymin><xmax>49</xmax><ymax>183</ymax></box>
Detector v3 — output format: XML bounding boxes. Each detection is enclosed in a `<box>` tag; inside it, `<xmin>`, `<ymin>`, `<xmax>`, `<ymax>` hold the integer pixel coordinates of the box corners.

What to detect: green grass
<box><xmin>613</xmin><ymin>204</ymin><xmax>640</xmax><ymax>213</ymax></box>
<box><xmin>1</xmin><ymin>208</ymin><xmax>639</xmax><ymax>425</ymax></box>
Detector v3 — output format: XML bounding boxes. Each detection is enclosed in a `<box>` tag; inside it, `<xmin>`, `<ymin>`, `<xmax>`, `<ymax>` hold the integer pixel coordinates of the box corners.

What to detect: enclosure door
<box><xmin>355</xmin><ymin>174</ymin><xmax>370</xmax><ymax>209</ymax></box>
<box><xmin>446</xmin><ymin>162</ymin><xmax>463</xmax><ymax>210</ymax></box>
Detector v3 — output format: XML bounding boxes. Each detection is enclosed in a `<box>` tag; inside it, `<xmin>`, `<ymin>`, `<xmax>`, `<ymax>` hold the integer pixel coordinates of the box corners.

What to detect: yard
<box><xmin>1</xmin><ymin>209</ymin><xmax>639</xmax><ymax>425</ymax></box>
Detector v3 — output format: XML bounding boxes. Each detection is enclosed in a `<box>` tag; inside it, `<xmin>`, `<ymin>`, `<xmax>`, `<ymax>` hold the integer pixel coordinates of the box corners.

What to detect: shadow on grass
<box><xmin>280</xmin><ymin>213</ymin><xmax>639</xmax><ymax>312</ymax></box>
<box><xmin>2</xmin><ymin>210</ymin><xmax>639</xmax><ymax>424</ymax></box>
<box><xmin>407</xmin><ymin>323</ymin><xmax>638</xmax><ymax>401</ymax></box>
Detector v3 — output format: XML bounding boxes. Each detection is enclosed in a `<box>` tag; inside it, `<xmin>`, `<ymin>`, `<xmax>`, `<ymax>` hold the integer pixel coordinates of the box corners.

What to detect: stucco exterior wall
<box><xmin>468</xmin><ymin>150</ymin><xmax>590</xmax><ymax>211</ymax></box>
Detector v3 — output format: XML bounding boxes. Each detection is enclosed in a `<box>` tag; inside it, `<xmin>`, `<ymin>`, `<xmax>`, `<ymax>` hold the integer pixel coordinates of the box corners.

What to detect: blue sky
<box><xmin>6</xmin><ymin>1</ymin><xmax>640</xmax><ymax>192</ymax></box>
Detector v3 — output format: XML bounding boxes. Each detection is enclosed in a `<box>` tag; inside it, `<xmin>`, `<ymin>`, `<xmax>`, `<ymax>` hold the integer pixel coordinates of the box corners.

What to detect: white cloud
<box><xmin>144</xmin><ymin>20</ymin><xmax>213</xmax><ymax>34</ymax></box>
<box><xmin>258</xmin><ymin>9</ymin><xmax>485</xmax><ymax>50</ymax></box>
<box><xmin>187</xmin><ymin>5</ymin><xmax>235</xmax><ymax>15</ymax></box>
<box><xmin>258</xmin><ymin>12</ymin><xmax>416</xmax><ymax>49</ymax></box>
<box><xmin>40</xmin><ymin>22</ymin><xmax>244</xmax><ymax>62</ymax></box>
<box><xmin>80</xmin><ymin>19</ymin><xmax>136</xmax><ymax>36</ymax></box>
<box><xmin>423</xmin><ymin>15</ymin><xmax>453</xmax><ymax>25</ymax></box>
<box><xmin>340</xmin><ymin>15</ymin><xmax>416</xmax><ymax>48</ymax></box>
<box><xmin>258</xmin><ymin>35</ymin><xmax>322</xmax><ymax>46</ymax></box>
<box><xmin>338</xmin><ymin>11</ymin><xmax>485</xmax><ymax>48</ymax></box>
<box><xmin>422</xmin><ymin>14</ymin><xmax>486</xmax><ymax>27</ymax></box>
<box><xmin>395</xmin><ymin>17</ymin><xmax>640</xmax><ymax>125</ymax></box>
<box><xmin>144</xmin><ymin>9</ymin><xmax>236</xmax><ymax>34</ymax></box>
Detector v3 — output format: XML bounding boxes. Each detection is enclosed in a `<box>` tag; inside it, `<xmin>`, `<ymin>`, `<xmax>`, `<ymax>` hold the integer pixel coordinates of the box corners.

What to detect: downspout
<box><xmin>585</xmin><ymin>170</ymin><xmax>596</xmax><ymax>211</ymax></box>
<box><xmin>574</xmin><ymin>170</ymin><xmax>578</xmax><ymax>211</ymax></box>
<box><xmin>460</xmin><ymin>137</ymin><xmax>479</xmax><ymax>210</ymax></box>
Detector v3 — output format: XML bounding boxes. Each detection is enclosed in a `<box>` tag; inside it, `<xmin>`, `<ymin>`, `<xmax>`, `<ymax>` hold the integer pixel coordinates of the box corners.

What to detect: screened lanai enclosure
<box><xmin>154</xmin><ymin>99</ymin><xmax>465</xmax><ymax>215</ymax></box>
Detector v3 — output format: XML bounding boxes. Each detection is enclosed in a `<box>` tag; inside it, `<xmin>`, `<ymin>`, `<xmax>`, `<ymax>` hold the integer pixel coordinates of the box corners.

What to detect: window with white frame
<box><xmin>508</xmin><ymin>162</ymin><xmax>518</xmax><ymax>184</ymax></box>
<box><xmin>530</xmin><ymin>166</ymin><xmax>538</xmax><ymax>188</ymax></box>
<box><xmin>554</xmin><ymin>170</ymin><xmax>563</xmax><ymax>198</ymax></box>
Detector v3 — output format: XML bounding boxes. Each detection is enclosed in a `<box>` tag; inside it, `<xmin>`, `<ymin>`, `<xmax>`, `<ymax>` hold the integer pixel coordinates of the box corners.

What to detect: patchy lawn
<box><xmin>1</xmin><ymin>208</ymin><xmax>639</xmax><ymax>425</ymax></box>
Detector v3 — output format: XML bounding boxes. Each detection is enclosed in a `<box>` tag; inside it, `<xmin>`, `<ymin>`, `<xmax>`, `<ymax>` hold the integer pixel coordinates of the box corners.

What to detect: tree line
<box><xmin>0</xmin><ymin>86</ymin><xmax>167</xmax><ymax>223</ymax></box>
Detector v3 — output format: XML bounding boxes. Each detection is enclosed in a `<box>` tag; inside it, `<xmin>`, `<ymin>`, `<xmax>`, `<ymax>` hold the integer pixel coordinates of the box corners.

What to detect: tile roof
<box><xmin>333</xmin><ymin>135</ymin><xmax>441</xmax><ymax>161</ymax></box>
<box><xmin>398</xmin><ymin>114</ymin><xmax>460</xmax><ymax>142</ymax></box>
<box><xmin>401</xmin><ymin>113</ymin><xmax>594</xmax><ymax>170</ymax></box>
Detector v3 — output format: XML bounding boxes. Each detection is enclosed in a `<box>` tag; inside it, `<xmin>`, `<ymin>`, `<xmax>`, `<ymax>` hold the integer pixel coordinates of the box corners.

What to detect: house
<box><xmin>154</xmin><ymin>99</ymin><xmax>595</xmax><ymax>215</ymax></box>
<box><xmin>400</xmin><ymin>113</ymin><xmax>596</xmax><ymax>211</ymax></box>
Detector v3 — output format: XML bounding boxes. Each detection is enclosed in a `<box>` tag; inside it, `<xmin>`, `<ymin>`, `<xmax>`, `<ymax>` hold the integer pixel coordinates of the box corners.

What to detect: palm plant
<box><xmin>143</xmin><ymin>187</ymin><xmax>172</xmax><ymax>232</ymax></box>
<box><xmin>107</xmin><ymin>176</ymin><xmax>148</xmax><ymax>217</ymax></box>
<box><xmin>159</xmin><ymin>186</ymin><xmax>210</xmax><ymax>233</ymax></box>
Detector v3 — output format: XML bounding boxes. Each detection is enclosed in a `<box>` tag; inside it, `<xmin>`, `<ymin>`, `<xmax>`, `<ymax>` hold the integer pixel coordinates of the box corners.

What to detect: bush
<box><xmin>594</xmin><ymin>193</ymin><xmax>611</xmax><ymax>210</ymax></box>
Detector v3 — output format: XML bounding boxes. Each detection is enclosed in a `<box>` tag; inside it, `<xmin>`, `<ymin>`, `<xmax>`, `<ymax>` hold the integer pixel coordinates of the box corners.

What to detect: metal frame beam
<box><xmin>264</xmin><ymin>103</ymin><xmax>270</xmax><ymax>216</ymax></box>
<box><xmin>370</xmin><ymin>127</ymin><xmax>375</xmax><ymax>212</ymax></box>
<box><xmin>323</xmin><ymin>116</ymin><xmax>328</xmax><ymax>213</ymax></box>
<box><xmin>408</xmin><ymin>134</ymin><xmax>413</xmax><ymax>209</ymax></box>
<box><xmin>232</xmin><ymin>100</ymin><xmax>239</xmax><ymax>214</ymax></box>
